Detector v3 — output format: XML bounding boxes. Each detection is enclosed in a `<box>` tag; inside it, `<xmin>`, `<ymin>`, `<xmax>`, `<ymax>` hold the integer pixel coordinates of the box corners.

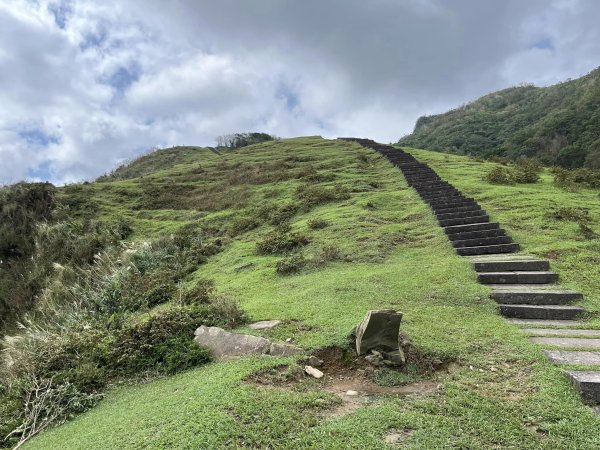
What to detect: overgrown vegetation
<box><xmin>9</xmin><ymin>138</ymin><xmax>600</xmax><ymax>449</ymax></box>
<box><xmin>484</xmin><ymin>159</ymin><xmax>541</xmax><ymax>184</ymax></box>
<box><xmin>399</xmin><ymin>66</ymin><xmax>600</xmax><ymax>168</ymax></box>
<box><xmin>215</xmin><ymin>132</ymin><xmax>276</xmax><ymax>149</ymax></box>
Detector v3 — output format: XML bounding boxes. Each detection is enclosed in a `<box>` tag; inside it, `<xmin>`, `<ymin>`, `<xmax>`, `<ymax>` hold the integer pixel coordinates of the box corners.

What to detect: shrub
<box><xmin>552</xmin><ymin>167</ymin><xmax>600</xmax><ymax>189</ymax></box>
<box><xmin>276</xmin><ymin>254</ymin><xmax>308</xmax><ymax>275</ymax></box>
<box><xmin>268</xmin><ymin>202</ymin><xmax>300</xmax><ymax>226</ymax></box>
<box><xmin>512</xmin><ymin>158</ymin><xmax>541</xmax><ymax>183</ymax></box>
<box><xmin>120</xmin><ymin>269</ymin><xmax>177</xmax><ymax>311</ymax></box>
<box><xmin>484</xmin><ymin>166</ymin><xmax>513</xmax><ymax>184</ymax></box>
<box><xmin>110</xmin><ymin>305</ymin><xmax>214</xmax><ymax>376</ymax></box>
<box><xmin>3</xmin><ymin>377</ymin><xmax>102</xmax><ymax>448</ymax></box>
<box><xmin>178</xmin><ymin>279</ymin><xmax>215</xmax><ymax>305</ymax></box>
<box><xmin>256</xmin><ymin>229</ymin><xmax>309</xmax><ymax>255</ymax></box>
<box><xmin>307</xmin><ymin>218</ymin><xmax>329</xmax><ymax>229</ymax></box>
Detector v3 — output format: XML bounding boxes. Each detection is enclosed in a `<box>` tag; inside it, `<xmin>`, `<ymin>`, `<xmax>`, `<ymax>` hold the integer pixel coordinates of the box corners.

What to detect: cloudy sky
<box><xmin>1</xmin><ymin>0</ymin><xmax>599</xmax><ymax>184</ymax></box>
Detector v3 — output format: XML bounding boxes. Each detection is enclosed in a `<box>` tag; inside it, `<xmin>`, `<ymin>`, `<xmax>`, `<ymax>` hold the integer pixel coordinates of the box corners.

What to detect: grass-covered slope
<box><xmin>23</xmin><ymin>140</ymin><xmax>600</xmax><ymax>449</ymax></box>
<box><xmin>398</xmin><ymin>67</ymin><xmax>600</xmax><ymax>168</ymax></box>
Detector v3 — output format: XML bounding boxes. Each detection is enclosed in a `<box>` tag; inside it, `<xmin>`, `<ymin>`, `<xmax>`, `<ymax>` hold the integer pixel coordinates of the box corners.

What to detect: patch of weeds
<box><xmin>276</xmin><ymin>254</ymin><xmax>308</xmax><ymax>275</ymax></box>
<box><xmin>256</xmin><ymin>228</ymin><xmax>310</xmax><ymax>255</ymax></box>
<box><xmin>373</xmin><ymin>365</ymin><xmax>422</xmax><ymax>387</ymax></box>
<box><xmin>307</xmin><ymin>218</ymin><xmax>330</xmax><ymax>229</ymax></box>
<box><xmin>177</xmin><ymin>279</ymin><xmax>215</xmax><ymax>305</ymax></box>
<box><xmin>268</xmin><ymin>202</ymin><xmax>300</xmax><ymax>226</ymax></box>
<box><xmin>316</xmin><ymin>245</ymin><xmax>344</xmax><ymax>264</ymax></box>
<box><xmin>579</xmin><ymin>223</ymin><xmax>597</xmax><ymax>240</ymax></box>
<box><xmin>547</xmin><ymin>207</ymin><xmax>590</xmax><ymax>222</ymax></box>
<box><xmin>230</xmin><ymin>215</ymin><xmax>261</xmax><ymax>236</ymax></box>
<box><xmin>295</xmin><ymin>184</ymin><xmax>350</xmax><ymax>209</ymax></box>
<box><xmin>296</xmin><ymin>165</ymin><xmax>335</xmax><ymax>183</ymax></box>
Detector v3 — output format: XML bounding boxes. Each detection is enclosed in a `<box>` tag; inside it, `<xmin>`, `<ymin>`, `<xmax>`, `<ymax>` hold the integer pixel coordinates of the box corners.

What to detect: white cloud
<box><xmin>0</xmin><ymin>0</ymin><xmax>599</xmax><ymax>184</ymax></box>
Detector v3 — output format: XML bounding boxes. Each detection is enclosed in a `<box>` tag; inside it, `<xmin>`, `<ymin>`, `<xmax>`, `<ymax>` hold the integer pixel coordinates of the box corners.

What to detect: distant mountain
<box><xmin>398</xmin><ymin>67</ymin><xmax>600</xmax><ymax>168</ymax></box>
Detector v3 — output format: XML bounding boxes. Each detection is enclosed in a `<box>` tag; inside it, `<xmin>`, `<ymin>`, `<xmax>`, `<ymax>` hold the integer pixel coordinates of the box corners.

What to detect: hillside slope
<box><xmin>14</xmin><ymin>139</ymin><xmax>600</xmax><ymax>449</ymax></box>
<box><xmin>398</xmin><ymin>67</ymin><xmax>600</xmax><ymax>168</ymax></box>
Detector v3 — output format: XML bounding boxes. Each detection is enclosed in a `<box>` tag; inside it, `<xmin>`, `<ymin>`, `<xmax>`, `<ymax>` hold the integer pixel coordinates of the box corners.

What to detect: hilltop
<box><xmin>1</xmin><ymin>138</ymin><xmax>600</xmax><ymax>449</ymax></box>
<box><xmin>398</xmin><ymin>67</ymin><xmax>600</xmax><ymax>168</ymax></box>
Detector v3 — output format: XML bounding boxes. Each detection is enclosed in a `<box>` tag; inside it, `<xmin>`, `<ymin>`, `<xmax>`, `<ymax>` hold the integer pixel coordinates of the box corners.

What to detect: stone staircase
<box><xmin>341</xmin><ymin>138</ymin><xmax>600</xmax><ymax>409</ymax></box>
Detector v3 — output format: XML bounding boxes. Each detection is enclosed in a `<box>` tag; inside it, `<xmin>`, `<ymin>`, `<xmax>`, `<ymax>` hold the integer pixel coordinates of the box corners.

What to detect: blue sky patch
<box><xmin>48</xmin><ymin>0</ymin><xmax>72</xmax><ymax>29</ymax></box>
<box><xmin>19</xmin><ymin>128</ymin><xmax>60</xmax><ymax>146</ymax></box>
<box><xmin>26</xmin><ymin>161</ymin><xmax>53</xmax><ymax>182</ymax></box>
<box><xmin>276</xmin><ymin>83</ymin><xmax>299</xmax><ymax>111</ymax></box>
<box><xmin>531</xmin><ymin>38</ymin><xmax>554</xmax><ymax>50</ymax></box>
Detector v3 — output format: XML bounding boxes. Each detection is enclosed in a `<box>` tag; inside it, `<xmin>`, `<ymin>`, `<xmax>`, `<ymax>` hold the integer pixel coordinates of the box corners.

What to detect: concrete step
<box><xmin>445</xmin><ymin>222</ymin><xmax>500</xmax><ymax>235</ymax></box>
<box><xmin>565</xmin><ymin>371</ymin><xmax>600</xmax><ymax>405</ymax></box>
<box><xmin>437</xmin><ymin>209</ymin><xmax>487</xmax><ymax>221</ymax></box>
<box><xmin>508</xmin><ymin>318</ymin><xmax>580</xmax><ymax>327</ymax></box>
<box><xmin>472</xmin><ymin>259</ymin><xmax>550</xmax><ymax>273</ymax></box>
<box><xmin>452</xmin><ymin>235</ymin><xmax>512</xmax><ymax>249</ymax></box>
<box><xmin>523</xmin><ymin>329</ymin><xmax>600</xmax><ymax>337</ymax></box>
<box><xmin>479</xmin><ymin>271</ymin><xmax>558</xmax><ymax>285</ymax></box>
<box><xmin>499</xmin><ymin>304</ymin><xmax>585</xmax><ymax>320</ymax></box>
<box><xmin>448</xmin><ymin>228</ymin><xmax>506</xmax><ymax>242</ymax></box>
<box><xmin>531</xmin><ymin>337</ymin><xmax>600</xmax><ymax>348</ymax></box>
<box><xmin>456</xmin><ymin>243</ymin><xmax>520</xmax><ymax>256</ymax></box>
<box><xmin>428</xmin><ymin>197</ymin><xmax>477</xmax><ymax>208</ymax></box>
<box><xmin>544</xmin><ymin>350</ymin><xmax>600</xmax><ymax>365</ymax></box>
<box><xmin>440</xmin><ymin>215</ymin><xmax>490</xmax><ymax>227</ymax></box>
<box><xmin>422</xmin><ymin>193</ymin><xmax>466</xmax><ymax>202</ymax></box>
<box><xmin>433</xmin><ymin>204</ymin><xmax>484</xmax><ymax>215</ymax></box>
<box><xmin>490</xmin><ymin>286</ymin><xmax>583</xmax><ymax>305</ymax></box>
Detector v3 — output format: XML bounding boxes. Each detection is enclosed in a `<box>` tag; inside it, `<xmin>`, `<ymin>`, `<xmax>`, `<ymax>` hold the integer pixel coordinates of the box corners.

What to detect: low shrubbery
<box><xmin>256</xmin><ymin>227</ymin><xmax>310</xmax><ymax>255</ymax></box>
<box><xmin>552</xmin><ymin>167</ymin><xmax>600</xmax><ymax>190</ymax></box>
<box><xmin>0</xmin><ymin>224</ymin><xmax>243</xmax><ymax>448</ymax></box>
<box><xmin>484</xmin><ymin>159</ymin><xmax>541</xmax><ymax>185</ymax></box>
<box><xmin>307</xmin><ymin>218</ymin><xmax>330</xmax><ymax>229</ymax></box>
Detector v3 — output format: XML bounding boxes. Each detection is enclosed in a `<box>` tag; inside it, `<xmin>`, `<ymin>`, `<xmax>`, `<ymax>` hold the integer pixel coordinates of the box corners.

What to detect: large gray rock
<box><xmin>355</xmin><ymin>309</ymin><xmax>402</xmax><ymax>355</ymax></box>
<box><xmin>249</xmin><ymin>320</ymin><xmax>281</xmax><ymax>330</ymax></box>
<box><xmin>194</xmin><ymin>325</ymin><xmax>301</xmax><ymax>359</ymax></box>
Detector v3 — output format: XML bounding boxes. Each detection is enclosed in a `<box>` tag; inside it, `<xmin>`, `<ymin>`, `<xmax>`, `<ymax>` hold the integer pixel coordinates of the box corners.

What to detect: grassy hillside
<box><xmin>398</xmin><ymin>67</ymin><xmax>600</xmax><ymax>168</ymax></box>
<box><xmin>14</xmin><ymin>139</ymin><xmax>600</xmax><ymax>449</ymax></box>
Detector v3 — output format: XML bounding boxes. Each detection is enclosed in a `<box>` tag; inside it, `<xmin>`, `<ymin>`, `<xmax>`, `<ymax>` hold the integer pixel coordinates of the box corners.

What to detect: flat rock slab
<box><xmin>565</xmin><ymin>371</ymin><xmax>600</xmax><ymax>405</ymax></box>
<box><xmin>194</xmin><ymin>325</ymin><xmax>301</xmax><ymax>359</ymax></box>
<box><xmin>544</xmin><ymin>350</ymin><xmax>600</xmax><ymax>365</ymax></box>
<box><xmin>523</xmin><ymin>328</ymin><xmax>600</xmax><ymax>337</ymax></box>
<box><xmin>355</xmin><ymin>309</ymin><xmax>402</xmax><ymax>355</ymax></box>
<box><xmin>249</xmin><ymin>320</ymin><xmax>282</xmax><ymax>330</ymax></box>
<box><xmin>508</xmin><ymin>319</ymin><xmax>580</xmax><ymax>327</ymax></box>
<box><xmin>531</xmin><ymin>337</ymin><xmax>600</xmax><ymax>348</ymax></box>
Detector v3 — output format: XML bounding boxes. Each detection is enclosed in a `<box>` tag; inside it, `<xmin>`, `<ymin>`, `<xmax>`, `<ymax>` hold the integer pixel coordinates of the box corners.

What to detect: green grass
<box><xmin>24</xmin><ymin>139</ymin><xmax>600</xmax><ymax>449</ymax></box>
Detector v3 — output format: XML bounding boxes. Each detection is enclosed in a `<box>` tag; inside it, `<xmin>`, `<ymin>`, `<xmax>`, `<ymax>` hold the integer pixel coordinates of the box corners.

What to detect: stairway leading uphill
<box><xmin>341</xmin><ymin>138</ymin><xmax>600</xmax><ymax>410</ymax></box>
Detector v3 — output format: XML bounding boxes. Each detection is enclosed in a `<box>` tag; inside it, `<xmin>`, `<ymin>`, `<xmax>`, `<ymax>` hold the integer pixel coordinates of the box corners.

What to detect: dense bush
<box><xmin>485</xmin><ymin>160</ymin><xmax>541</xmax><ymax>185</ymax></box>
<box><xmin>484</xmin><ymin>166</ymin><xmax>514</xmax><ymax>185</ymax></box>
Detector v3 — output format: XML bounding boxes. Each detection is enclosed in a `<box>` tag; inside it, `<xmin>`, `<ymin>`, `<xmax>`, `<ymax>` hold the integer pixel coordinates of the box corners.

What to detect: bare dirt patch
<box><xmin>246</xmin><ymin>346</ymin><xmax>447</xmax><ymax>418</ymax></box>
